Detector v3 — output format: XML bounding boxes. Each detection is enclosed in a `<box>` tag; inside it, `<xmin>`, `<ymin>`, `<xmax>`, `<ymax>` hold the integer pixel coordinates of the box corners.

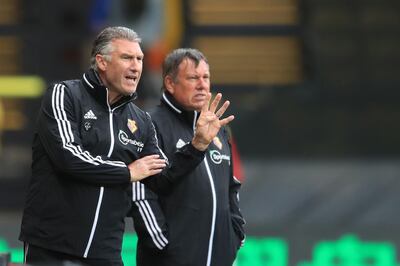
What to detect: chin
<box><xmin>193</xmin><ymin>105</ymin><xmax>203</xmax><ymax>112</ymax></box>
<box><xmin>196</xmin><ymin>101</ymin><xmax>206</xmax><ymax>109</ymax></box>
<box><xmin>125</xmin><ymin>87</ymin><xmax>137</xmax><ymax>95</ymax></box>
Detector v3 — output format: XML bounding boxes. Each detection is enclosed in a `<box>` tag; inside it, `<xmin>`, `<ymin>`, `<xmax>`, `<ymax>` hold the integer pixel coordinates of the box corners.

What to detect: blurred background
<box><xmin>1</xmin><ymin>0</ymin><xmax>400</xmax><ymax>265</ymax></box>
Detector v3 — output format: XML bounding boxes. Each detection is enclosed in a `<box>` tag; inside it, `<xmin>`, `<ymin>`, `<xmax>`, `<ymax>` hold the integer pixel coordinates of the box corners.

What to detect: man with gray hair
<box><xmin>19</xmin><ymin>27</ymin><xmax>223</xmax><ymax>266</ymax></box>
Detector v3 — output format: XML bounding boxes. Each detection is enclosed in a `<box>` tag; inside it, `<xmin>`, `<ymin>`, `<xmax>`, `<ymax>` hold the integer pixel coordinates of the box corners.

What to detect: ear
<box><xmin>164</xmin><ymin>75</ymin><xmax>175</xmax><ymax>94</ymax></box>
<box><xmin>95</xmin><ymin>54</ymin><xmax>108</xmax><ymax>71</ymax></box>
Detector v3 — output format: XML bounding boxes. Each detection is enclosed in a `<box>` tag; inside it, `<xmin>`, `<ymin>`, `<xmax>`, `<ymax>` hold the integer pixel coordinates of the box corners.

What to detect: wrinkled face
<box><xmin>165</xmin><ymin>59</ymin><xmax>210</xmax><ymax>112</ymax></box>
<box><xmin>96</xmin><ymin>39</ymin><xmax>143</xmax><ymax>97</ymax></box>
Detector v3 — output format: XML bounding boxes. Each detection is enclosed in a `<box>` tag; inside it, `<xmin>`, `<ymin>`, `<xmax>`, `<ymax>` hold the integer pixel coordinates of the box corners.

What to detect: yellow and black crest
<box><xmin>127</xmin><ymin>119</ymin><xmax>137</xmax><ymax>134</ymax></box>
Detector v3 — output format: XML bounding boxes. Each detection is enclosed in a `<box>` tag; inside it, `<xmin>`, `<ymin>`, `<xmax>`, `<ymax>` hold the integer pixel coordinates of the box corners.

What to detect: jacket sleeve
<box><xmin>128</xmin><ymin>182</ymin><xmax>169</xmax><ymax>251</ymax></box>
<box><xmin>140</xmin><ymin>113</ymin><xmax>205</xmax><ymax>194</ymax></box>
<box><xmin>37</xmin><ymin>83</ymin><xmax>130</xmax><ymax>185</ymax></box>
<box><xmin>128</xmin><ymin>113</ymin><xmax>204</xmax><ymax>250</ymax></box>
<box><xmin>228</xmin><ymin>132</ymin><xmax>246</xmax><ymax>247</ymax></box>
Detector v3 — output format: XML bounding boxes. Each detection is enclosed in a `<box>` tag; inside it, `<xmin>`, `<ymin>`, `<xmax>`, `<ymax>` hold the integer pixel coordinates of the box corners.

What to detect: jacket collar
<box><xmin>161</xmin><ymin>91</ymin><xmax>200</xmax><ymax>129</ymax></box>
<box><xmin>82</xmin><ymin>68</ymin><xmax>137</xmax><ymax>109</ymax></box>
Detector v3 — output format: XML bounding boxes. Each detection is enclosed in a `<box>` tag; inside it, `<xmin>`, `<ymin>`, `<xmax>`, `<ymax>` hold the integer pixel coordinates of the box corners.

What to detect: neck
<box><xmin>108</xmin><ymin>90</ymin><xmax>123</xmax><ymax>105</ymax></box>
<box><xmin>96</xmin><ymin>71</ymin><xmax>122</xmax><ymax>105</ymax></box>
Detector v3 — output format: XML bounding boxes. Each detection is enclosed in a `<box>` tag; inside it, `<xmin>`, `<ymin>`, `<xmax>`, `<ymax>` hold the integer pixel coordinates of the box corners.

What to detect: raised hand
<box><xmin>128</xmin><ymin>154</ymin><xmax>166</xmax><ymax>182</ymax></box>
<box><xmin>192</xmin><ymin>93</ymin><xmax>234</xmax><ymax>151</ymax></box>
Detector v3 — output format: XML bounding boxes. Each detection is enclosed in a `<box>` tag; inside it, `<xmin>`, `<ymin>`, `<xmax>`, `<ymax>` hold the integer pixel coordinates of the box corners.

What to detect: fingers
<box><xmin>141</xmin><ymin>154</ymin><xmax>160</xmax><ymax>160</ymax></box>
<box><xmin>219</xmin><ymin>115</ymin><xmax>235</xmax><ymax>126</ymax></box>
<box><xmin>201</xmin><ymin>93</ymin><xmax>212</xmax><ymax>113</ymax></box>
<box><xmin>209</xmin><ymin>93</ymin><xmax>222</xmax><ymax>113</ymax></box>
<box><xmin>139</xmin><ymin>154</ymin><xmax>167</xmax><ymax>165</ymax></box>
<box><xmin>129</xmin><ymin>155</ymin><xmax>166</xmax><ymax>182</ymax></box>
<box><xmin>199</xmin><ymin>112</ymin><xmax>234</xmax><ymax>127</ymax></box>
<box><xmin>150</xmin><ymin>160</ymin><xmax>167</xmax><ymax>170</ymax></box>
<box><xmin>144</xmin><ymin>156</ymin><xmax>166</xmax><ymax>169</ymax></box>
<box><xmin>147</xmin><ymin>168</ymin><xmax>163</xmax><ymax>176</ymax></box>
<box><xmin>206</xmin><ymin>93</ymin><xmax>232</xmax><ymax>120</ymax></box>
<box><xmin>134</xmin><ymin>168</ymin><xmax>163</xmax><ymax>181</ymax></box>
<box><xmin>199</xmin><ymin>99</ymin><xmax>233</xmax><ymax>124</ymax></box>
<box><xmin>215</xmin><ymin>100</ymin><xmax>230</xmax><ymax>118</ymax></box>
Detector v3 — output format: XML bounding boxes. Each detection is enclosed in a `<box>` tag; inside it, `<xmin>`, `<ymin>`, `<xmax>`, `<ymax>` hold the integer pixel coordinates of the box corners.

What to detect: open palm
<box><xmin>192</xmin><ymin>93</ymin><xmax>234</xmax><ymax>151</ymax></box>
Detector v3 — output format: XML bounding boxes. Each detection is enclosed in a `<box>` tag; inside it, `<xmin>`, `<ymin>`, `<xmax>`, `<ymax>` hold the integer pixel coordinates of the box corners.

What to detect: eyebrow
<box><xmin>121</xmin><ymin>53</ymin><xmax>144</xmax><ymax>58</ymax></box>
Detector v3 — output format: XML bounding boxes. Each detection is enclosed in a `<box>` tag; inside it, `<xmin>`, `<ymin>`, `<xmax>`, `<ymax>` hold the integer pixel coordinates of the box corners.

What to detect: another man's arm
<box><xmin>139</xmin><ymin>112</ymin><xmax>205</xmax><ymax>193</ymax></box>
<box><xmin>142</xmin><ymin>93</ymin><xmax>233</xmax><ymax>193</ymax></box>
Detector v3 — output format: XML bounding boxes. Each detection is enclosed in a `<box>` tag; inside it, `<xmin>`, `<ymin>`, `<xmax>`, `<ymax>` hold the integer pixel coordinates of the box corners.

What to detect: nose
<box><xmin>197</xmin><ymin>77</ymin><xmax>209</xmax><ymax>90</ymax></box>
<box><xmin>129</xmin><ymin>58</ymin><xmax>142</xmax><ymax>72</ymax></box>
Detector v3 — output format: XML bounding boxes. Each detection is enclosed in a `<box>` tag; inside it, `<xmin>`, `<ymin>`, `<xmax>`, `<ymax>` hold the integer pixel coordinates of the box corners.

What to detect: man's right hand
<box><xmin>192</xmin><ymin>93</ymin><xmax>234</xmax><ymax>151</ymax></box>
<box><xmin>128</xmin><ymin>155</ymin><xmax>166</xmax><ymax>182</ymax></box>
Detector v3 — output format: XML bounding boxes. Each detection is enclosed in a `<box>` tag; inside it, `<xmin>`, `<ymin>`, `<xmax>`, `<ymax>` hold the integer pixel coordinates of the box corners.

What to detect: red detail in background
<box><xmin>230</xmin><ymin>136</ymin><xmax>245</xmax><ymax>182</ymax></box>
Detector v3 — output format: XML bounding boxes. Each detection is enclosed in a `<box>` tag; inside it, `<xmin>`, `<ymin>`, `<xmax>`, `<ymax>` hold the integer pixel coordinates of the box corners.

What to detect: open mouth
<box><xmin>194</xmin><ymin>94</ymin><xmax>206</xmax><ymax>99</ymax></box>
<box><xmin>126</xmin><ymin>75</ymin><xmax>138</xmax><ymax>83</ymax></box>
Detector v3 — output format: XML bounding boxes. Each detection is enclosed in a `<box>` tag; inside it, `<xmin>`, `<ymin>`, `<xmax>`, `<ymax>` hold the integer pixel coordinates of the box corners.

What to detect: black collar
<box><xmin>161</xmin><ymin>91</ymin><xmax>200</xmax><ymax>129</ymax></box>
<box><xmin>82</xmin><ymin>68</ymin><xmax>137</xmax><ymax>109</ymax></box>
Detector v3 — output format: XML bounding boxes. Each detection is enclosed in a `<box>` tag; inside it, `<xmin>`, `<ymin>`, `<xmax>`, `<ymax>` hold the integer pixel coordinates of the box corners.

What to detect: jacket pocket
<box><xmin>164</xmin><ymin>204</ymin><xmax>201</xmax><ymax>264</ymax></box>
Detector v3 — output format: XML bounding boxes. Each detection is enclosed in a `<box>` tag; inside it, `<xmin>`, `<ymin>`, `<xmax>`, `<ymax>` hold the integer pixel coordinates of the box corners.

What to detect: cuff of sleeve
<box><xmin>125</xmin><ymin>166</ymin><xmax>131</xmax><ymax>183</ymax></box>
<box><xmin>184</xmin><ymin>142</ymin><xmax>206</xmax><ymax>158</ymax></box>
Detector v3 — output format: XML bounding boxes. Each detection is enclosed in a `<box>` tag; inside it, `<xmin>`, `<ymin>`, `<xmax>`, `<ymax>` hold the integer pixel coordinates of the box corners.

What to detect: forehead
<box><xmin>111</xmin><ymin>39</ymin><xmax>143</xmax><ymax>55</ymax></box>
<box><xmin>178</xmin><ymin>58</ymin><xmax>209</xmax><ymax>74</ymax></box>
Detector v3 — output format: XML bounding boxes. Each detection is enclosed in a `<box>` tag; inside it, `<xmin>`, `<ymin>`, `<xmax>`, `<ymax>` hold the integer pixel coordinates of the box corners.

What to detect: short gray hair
<box><xmin>90</xmin><ymin>26</ymin><xmax>141</xmax><ymax>70</ymax></box>
<box><xmin>162</xmin><ymin>48</ymin><xmax>208</xmax><ymax>90</ymax></box>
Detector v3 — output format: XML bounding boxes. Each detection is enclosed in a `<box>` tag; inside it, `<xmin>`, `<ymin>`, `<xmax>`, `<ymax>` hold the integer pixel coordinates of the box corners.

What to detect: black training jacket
<box><xmin>135</xmin><ymin>92</ymin><xmax>246</xmax><ymax>266</ymax></box>
<box><xmin>19</xmin><ymin>69</ymin><xmax>204</xmax><ymax>260</ymax></box>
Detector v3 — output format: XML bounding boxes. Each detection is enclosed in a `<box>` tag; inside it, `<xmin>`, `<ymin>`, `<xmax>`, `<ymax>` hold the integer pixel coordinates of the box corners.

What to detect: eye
<box><xmin>121</xmin><ymin>55</ymin><xmax>132</xmax><ymax>60</ymax></box>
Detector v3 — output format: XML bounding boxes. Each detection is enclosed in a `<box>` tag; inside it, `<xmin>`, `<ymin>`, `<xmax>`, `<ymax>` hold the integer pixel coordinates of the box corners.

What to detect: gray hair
<box><xmin>90</xmin><ymin>26</ymin><xmax>141</xmax><ymax>70</ymax></box>
<box><xmin>162</xmin><ymin>48</ymin><xmax>208</xmax><ymax>90</ymax></box>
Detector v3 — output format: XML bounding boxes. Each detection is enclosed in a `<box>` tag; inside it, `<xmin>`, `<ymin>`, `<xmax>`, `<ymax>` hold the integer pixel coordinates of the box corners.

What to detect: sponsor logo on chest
<box><xmin>118</xmin><ymin>130</ymin><xmax>144</xmax><ymax>152</ymax></box>
<box><xmin>209</xmin><ymin>150</ymin><xmax>230</xmax><ymax>165</ymax></box>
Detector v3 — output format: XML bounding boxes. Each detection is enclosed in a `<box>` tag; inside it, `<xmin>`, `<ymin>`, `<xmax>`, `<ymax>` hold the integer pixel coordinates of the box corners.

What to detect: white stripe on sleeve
<box><xmin>51</xmin><ymin>84</ymin><xmax>126</xmax><ymax>168</ymax></box>
<box><xmin>135</xmin><ymin>200</ymin><xmax>168</xmax><ymax>250</ymax></box>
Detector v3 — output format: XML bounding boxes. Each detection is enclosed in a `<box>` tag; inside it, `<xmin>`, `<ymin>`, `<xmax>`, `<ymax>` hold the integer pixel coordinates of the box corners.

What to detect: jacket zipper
<box><xmin>83</xmin><ymin>186</ymin><xmax>104</xmax><ymax>257</ymax></box>
<box><xmin>193</xmin><ymin>111</ymin><xmax>217</xmax><ymax>266</ymax></box>
<box><xmin>83</xmin><ymin>89</ymin><xmax>117</xmax><ymax>257</ymax></box>
<box><xmin>204</xmin><ymin>158</ymin><xmax>217</xmax><ymax>266</ymax></box>
<box><xmin>107</xmin><ymin>108</ymin><xmax>115</xmax><ymax>157</ymax></box>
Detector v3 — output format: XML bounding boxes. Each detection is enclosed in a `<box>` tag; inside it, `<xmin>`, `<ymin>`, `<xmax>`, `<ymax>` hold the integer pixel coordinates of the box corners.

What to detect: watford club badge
<box><xmin>127</xmin><ymin>119</ymin><xmax>137</xmax><ymax>134</ymax></box>
<box><xmin>213</xmin><ymin>136</ymin><xmax>223</xmax><ymax>149</ymax></box>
